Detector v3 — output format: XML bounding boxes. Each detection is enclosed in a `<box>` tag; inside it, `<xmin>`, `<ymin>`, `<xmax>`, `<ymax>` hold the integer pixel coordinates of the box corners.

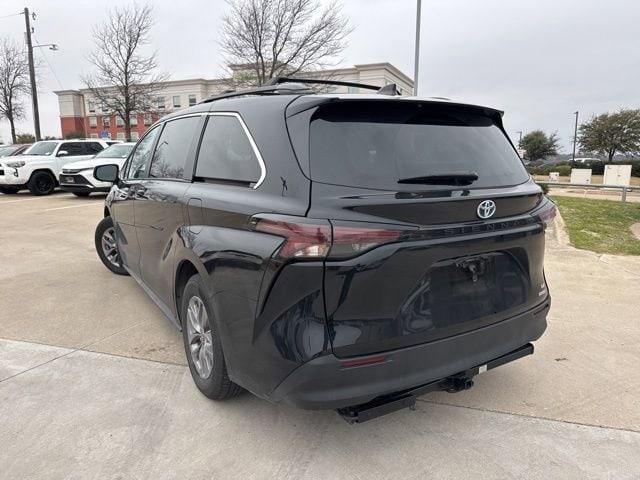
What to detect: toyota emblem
<box><xmin>477</xmin><ymin>200</ymin><xmax>496</xmax><ymax>219</ymax></box>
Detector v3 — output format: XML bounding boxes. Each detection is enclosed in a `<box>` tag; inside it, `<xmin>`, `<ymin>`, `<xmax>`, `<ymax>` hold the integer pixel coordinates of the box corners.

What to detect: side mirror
<box><xmin>57</xmin><ymin>150</ymin><xmax>68</xmax><ymax>157</ymax></box>
<box><xmin>94</xmin><ymin>164</ymin><xmax>119</xmax><ymax>183</ymax></box>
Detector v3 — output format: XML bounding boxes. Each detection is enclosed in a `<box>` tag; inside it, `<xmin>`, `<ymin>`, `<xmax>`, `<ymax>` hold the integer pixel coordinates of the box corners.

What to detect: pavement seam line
<box><xmin>416</xmin><ymin>398</ymin><xmax>640</xmax><ymax>435</ymax></box>
<box><xmin>0</xmin><ymin>320</ymin><xmax>152</xmax><ymax>383</ymax></box>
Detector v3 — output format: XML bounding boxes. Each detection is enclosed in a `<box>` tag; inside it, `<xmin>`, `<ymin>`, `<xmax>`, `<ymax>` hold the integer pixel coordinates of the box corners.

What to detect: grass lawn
<box><xmin>551</xmin><ymin>196</ymin><xmax>640</xmax><ymax>255</ymax></box>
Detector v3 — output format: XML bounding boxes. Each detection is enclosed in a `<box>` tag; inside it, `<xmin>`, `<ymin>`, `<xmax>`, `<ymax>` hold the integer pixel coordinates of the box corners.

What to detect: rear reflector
<box><xmin>340</xmin><ymin>355</ymin><xmax>387</xmax><ymax>369</ymax></box>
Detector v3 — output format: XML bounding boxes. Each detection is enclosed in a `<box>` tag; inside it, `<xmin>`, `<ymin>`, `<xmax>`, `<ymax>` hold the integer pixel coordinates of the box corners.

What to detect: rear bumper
<box><xmin>269</xmin><ymin>299</ymin><xmax>549</xmax><ymax>410</ymax></box>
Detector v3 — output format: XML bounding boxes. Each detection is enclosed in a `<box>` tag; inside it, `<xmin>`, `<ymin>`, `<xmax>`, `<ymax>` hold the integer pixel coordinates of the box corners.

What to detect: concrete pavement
<box><xmin>2</xmin><ymin>339</ymin><xmax>640</xmax><ymax>480</ymax></box>
<box><xmin>1</xmin><ymin>191</ymin><xmax>639</xmax><ymax>479</ymax></box>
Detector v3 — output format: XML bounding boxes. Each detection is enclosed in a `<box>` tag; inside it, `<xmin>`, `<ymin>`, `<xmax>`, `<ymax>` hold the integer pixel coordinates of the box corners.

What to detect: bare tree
<box><xmin>221</xmin><ymin>0</ymin><xmax>352</xmax><ymax>86</ymax></box>
<box><xmin>0</xmin><ymin>39</ymin><xmax>30</xmax><ymax>144</ymax></box>
<box><xmin>83</xmin><ymin>4</ymin><xmax>168</xmax><ymax>141</ymax></box>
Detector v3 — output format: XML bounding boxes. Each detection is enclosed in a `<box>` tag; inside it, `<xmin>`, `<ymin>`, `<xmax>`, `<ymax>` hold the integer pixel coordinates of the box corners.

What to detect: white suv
<box><xmin>0</xmin><ymin>139</ymin><xmax>111</xmax><ymax>195</ymax></box>
<box><xmin>59</xmin><ymin>143</ymin><xmax>135</xmax><ymax>197</ymax></box>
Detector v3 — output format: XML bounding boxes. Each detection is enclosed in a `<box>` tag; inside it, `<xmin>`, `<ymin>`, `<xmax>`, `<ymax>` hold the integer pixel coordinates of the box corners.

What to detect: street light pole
<box><xmin>413</xmin><ymin>0</ymin><xmax>421</xmax><ymax>96</ymax></box>
<box><xmin>572</xmin><ymin>111</ymin><xmax>579</xmax><ymax>163</ymax></box>
<box><xmin>23</xmin><ymin>7</ymin><xmax>41</xmax><ymax>141</ymax></box>
<box><xmin>516</xmin><ymin>131</ymin><xmax>523</xmax><ymax>146</ymax></box>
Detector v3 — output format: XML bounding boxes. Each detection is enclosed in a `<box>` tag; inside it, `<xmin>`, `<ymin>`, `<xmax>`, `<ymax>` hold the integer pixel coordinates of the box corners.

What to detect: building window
<box><xmin>116</xmin><ymin>116</ymin><xmax>124</xmax><ymax>127</ymax></box>
<box><xmin>156</xmin><ymin>96</ymin><xmax>165</xmax><ymax>110</ymax></box>
<box><xmin>172</xmin><ymin>95</ymin><xmax>181</xmax><ymax>108</ymax></box>
<box><xmin>101</xmin><ymin>102</ymin><xmax>108</xmax><ymax>113</ymax></box>
<box><xmin>103</xmin><ymin>116</ymin><xmax>110</xmax><ymax>127</ymax></box>
<box><xmin>90</xmin><ymin>133</ymin><xmax>99</xmax><ymax>139</ymax></box>
<box><xmin>144</xmin><ymin>114</ymin><xmax>152</xmax><ymax>126</ymax></box>
<box><xmin>130</xmin><ymin>116</ymin><xmax>138</xmax><ymax>126</ymax></box>
<box><xmin>116</xmin><ymin>132</ymin><xmax>125</xmax><ymax>140</ymax></box>
<box><xmin>131</xmin><ymin>131</ymin><xmax>139</xmax><ymax>141</ymax></box>
<box><xmin>188</xmin><ymin>94</ymin><xmax>196</xmax><ymax>106</ymax></box>
<box><xmin>88</xmin><ymin>100</ymin><xmax>95</xmax><ymax>113</ymax></box>
<box><xmin>89</xmin><ymin>116</ymin><xmax>97</xmax><ymax>128</ymax></box>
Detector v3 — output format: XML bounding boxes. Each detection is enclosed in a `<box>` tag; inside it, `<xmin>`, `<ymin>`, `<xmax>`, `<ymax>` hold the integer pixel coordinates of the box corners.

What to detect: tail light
<box><xmin>251</xmin><ymin>214</ymin><xmax>402</xmax><ymax>260</ymax></box>
<box><xmin>329</xmin><ymin>224</ymin><xmax>402</xmax><ymax>259</ymax></box>
<box><xmin>532</xmin><ymin>199</ymin><xmax>557</xmax><ymax>227</ymax></box>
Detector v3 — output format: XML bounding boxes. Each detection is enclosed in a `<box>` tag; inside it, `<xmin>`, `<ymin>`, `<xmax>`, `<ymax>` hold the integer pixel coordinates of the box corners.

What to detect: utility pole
<box><xmin>516</xmin><ymin>131</ymin><xmax>523</xmax><ymax>146</ymax></box>
<box><xmin>23</xmin><ymin>7</ymin><xmax>41</xmax><ymax>141</ymax></box>
<box><xmin>413</xmin><ymin>0</ymin><xmax>421</xmax><ymax>96</ymax></box>
<box><xmin>572</xmin><ymin>111</ymin><xmax>579</xmax><ymax>163</ymax></box>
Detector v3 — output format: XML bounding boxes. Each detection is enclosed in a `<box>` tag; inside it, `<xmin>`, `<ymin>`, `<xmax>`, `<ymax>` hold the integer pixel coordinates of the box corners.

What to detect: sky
<box><xmin>1</xmin><ymin>0</ymin><xmax>639</xmax><ymax>151</ymax></box>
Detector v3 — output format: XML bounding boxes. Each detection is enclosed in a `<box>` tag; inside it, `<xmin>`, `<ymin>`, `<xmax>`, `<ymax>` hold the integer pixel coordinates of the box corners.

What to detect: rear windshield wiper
<box><xmin>398</xmin><ymin>171</ymin><xmax>479</xmax><ymax>186</ymax></box>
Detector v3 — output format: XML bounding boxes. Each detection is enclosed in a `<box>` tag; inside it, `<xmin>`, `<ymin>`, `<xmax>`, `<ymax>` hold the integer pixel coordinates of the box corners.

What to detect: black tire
<box><xmin>27</xmin><ymin>171</ymin><xmax>56</xmax><ymax>195</ymax></box>
<box><xmin>181</xmin><ymin>274</ymin><xmax>242</xmax><ymax>400</ymax></box>
<box><xmin>94</xmin><ymin>216</ymin><xmax>128</xmax><ymax>276</ymax></box>
<box><xmin>0</xmin><ymin>186</ymin><xmax>19</xmax><ymax>194</ymax></box>
<box><xmin>73</xmin><ymin>192</ymin><xmax>90</xmax><ymax>197</ymax></box>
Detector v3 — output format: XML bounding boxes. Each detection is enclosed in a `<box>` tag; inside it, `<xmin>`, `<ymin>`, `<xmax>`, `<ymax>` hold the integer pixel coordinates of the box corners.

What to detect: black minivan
<box><xmin>94</xmin><ymin>79</ymin><xmax>553</xmax><ymax>422</ymax></box>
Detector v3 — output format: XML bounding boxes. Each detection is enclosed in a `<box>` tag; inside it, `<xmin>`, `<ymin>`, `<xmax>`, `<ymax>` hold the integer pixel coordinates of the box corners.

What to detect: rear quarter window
<box><xmin>195</xmin><ymin>114</ymin><xmax>262</xmax><ymax>185</ymax></box>
<box><xmin>309</xmin><ymin>101</ymin><xmax>529</xmax><ymax>190</ymax></box>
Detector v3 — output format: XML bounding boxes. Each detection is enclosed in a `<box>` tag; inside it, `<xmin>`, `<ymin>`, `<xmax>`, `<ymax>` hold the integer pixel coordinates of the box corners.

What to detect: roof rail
<box><xmin>199</xmin><ymin>83</ymin><xmax>313</xmax><ymax>104</ymax></box>
<box><xmin>266</xmin><ymin>76</ymin><xmax>401</xmax><ymax>96</ymax></box>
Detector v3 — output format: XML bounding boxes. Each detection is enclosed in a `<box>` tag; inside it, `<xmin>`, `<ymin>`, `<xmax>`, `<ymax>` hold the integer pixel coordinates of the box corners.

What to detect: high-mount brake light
<box><xmin>251</xmin><ymin>215</ymin><xmax>404</xmax><ymax>260</ymax></box>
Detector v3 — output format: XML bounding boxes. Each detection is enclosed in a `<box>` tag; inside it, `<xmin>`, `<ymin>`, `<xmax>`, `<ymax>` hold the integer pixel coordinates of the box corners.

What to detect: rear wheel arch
<box><xmin>175</xmin><ymin>260</ymin><xmax>199</xmax><ymax>326</ymax></box>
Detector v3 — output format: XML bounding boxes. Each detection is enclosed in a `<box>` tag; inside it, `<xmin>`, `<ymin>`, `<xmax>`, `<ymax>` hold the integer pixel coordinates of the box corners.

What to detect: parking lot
<box><xmin>1</xmin><ymin>191</ymin><xmax>640</xmax><ymax>479</ymax></box>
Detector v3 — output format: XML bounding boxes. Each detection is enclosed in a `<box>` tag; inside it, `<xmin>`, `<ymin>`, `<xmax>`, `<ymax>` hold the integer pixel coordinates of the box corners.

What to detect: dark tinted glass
<box><xmin>59</xmin><ymin>142</ymin><xmax>85</xmax><ymax>156</ymax></box>
<box><xmin>126</xmin><ymin>126</ymin><xmax>161</xmax><ymax>179</ymax></box>
<box><xmin>149</xmin><ymin>116</ymin><xmax>200</xmax><ymax>179</ymax></box>
<box><xmin>85</xmin><ymin>142</ymin><xmax>104</xmax><ymax>154</ymax></box>
<box><xmin>195</xmin><ymin>115</ymin><xmax>261</xmax><ymax>184</ymax></box>
<box><xmin>309</xmin><ymin>102</ymin><xmax>529</xmax><ymax>190</ymax></box>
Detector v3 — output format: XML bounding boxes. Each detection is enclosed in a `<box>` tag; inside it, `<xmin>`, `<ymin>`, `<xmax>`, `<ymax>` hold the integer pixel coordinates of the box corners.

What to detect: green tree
<box><xmin>520</xmin><ymin>130</ymin><xmax>560</xmax><ymax>161</ymax></box>
<box><xmin>16</xmin><ymin>133</ymin><xmax>35</xmax><ymax>144</ymax></box>
<box><xmin>578</xmin><ymin>109</ymin><xmax>640</xmax><ymax>162</ymax></box>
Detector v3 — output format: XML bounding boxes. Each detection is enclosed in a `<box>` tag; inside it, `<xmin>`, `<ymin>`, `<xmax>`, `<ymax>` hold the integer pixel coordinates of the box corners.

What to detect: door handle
<box><xmin>133</xmin><ymin>185</ymin><xmax>147</xmax><ymax>199</ymax></box>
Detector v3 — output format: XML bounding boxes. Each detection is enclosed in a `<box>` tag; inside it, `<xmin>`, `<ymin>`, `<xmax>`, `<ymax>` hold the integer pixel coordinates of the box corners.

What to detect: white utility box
<box><xmin>603</xmin><ymin>164</ymin><xmax>632</xmax><ymax>186</ymax></box>
<box><xmin>570</xmin><ymin>168</ymin><xmax>592</xmax><ymax>184</ymax></box>
<box><xmin>549</xmin><ymin>172</ymin><xmax>560</xmax><ymax>183</ymax></box>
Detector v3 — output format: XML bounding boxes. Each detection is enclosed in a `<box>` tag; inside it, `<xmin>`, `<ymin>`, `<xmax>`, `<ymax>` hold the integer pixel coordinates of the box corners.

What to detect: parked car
<box><xmin>59</xmin><ymin>143</ymin><xmax>135</xmax><ymax>197</ymax></box>
<box><xmin>93</xmin><ymin>80</ymin><xmax>553</xmax><ymax>422</ymax></box>
<box><xmin>0</xmin><ymin>139</ymin><xmax>110</xmax><ymax>195</ymax></box>
<box><xmin>0</xmin><ymin>144</ymin><xmax>31</xmax><ymax>157</ymax></box>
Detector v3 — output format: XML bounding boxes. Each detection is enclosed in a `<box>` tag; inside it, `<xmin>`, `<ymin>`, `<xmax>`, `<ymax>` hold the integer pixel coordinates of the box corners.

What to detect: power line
<box><xmin>0</xmin><ymin>12</ymin><xmax>23</xmax><ymax>20</ymax></box>
<box><xmin>33</xmin><ymin>36</ymin><xmax>64</xmax><ymax>90</ymax></box>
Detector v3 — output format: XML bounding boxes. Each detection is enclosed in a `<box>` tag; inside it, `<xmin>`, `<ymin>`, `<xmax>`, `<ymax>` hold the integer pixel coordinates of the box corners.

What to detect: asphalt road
<box><xmin>1</xmin><ymin>191</ymin><xmax>639</xmax><ymax>479</ymax></box>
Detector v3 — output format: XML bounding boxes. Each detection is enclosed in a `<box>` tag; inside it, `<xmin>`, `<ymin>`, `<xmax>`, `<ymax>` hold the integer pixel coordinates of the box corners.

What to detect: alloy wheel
<box><xmin>101</xmin><ymin>227</ymin><xmax>120</xmax><ymax>268</ymax></box>
<box><xmin>186</xmin><ymin>295</ymin><xmax>214</xmax><ymax>379</ymax></box>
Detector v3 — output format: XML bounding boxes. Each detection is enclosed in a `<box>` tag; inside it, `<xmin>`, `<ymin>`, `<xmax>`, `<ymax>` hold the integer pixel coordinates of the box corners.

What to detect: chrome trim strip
<box><xmin>206</xmin><ymin>112</ymin><xmax>267</xmax><ymax>189</ymax></box>
<box><xmin>148</xmin><ymin>111</ymin><xmax>267</xmax><ymax>189</ymax></box>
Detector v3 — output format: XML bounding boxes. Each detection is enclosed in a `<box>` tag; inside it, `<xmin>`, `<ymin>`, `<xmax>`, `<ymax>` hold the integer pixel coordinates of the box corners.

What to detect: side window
<box><xmin>85</xmin><ymin>142</ymin><xmax>104</xmax><ymax>154</ymax></box>
<box><xmin>149</xmin><ymin>116</ymin><xmax>200</xmax><ymax>180</ymax></box>
<box><xmin>59</xmin><ymin>142</ymin><xmax>85</xmax><ymax>157</ymax></box>
<box><xmin>195</xmin><ymin>115</ymin><xmax>262</xmax><ymax>184</ymax></box>
<box><xmin>126</xmin><ymin>126</ymin><xmax>161</xmax><ymax>179</ymax></box>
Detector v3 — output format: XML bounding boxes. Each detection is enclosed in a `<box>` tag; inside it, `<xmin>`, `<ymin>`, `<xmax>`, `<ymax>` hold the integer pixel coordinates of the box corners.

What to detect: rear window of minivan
<box><xmin>309</xmin><ymin>101</ymin><xmax>529</xmax><ymax>190</ymax></box>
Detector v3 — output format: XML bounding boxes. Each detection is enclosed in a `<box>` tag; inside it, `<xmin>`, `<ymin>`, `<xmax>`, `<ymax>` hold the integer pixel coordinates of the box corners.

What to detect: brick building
<box><xmin>54</xmin><ymin>62</ymin><xmax>413</xmax><ymax>140</ymax></box>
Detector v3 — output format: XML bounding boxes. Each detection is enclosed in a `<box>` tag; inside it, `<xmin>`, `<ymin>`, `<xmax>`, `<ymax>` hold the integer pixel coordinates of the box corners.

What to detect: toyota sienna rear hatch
<box><xmin>289</xmin><ymin>99</ymin><xmax>552</xmax><ymax>358</ymax></box>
